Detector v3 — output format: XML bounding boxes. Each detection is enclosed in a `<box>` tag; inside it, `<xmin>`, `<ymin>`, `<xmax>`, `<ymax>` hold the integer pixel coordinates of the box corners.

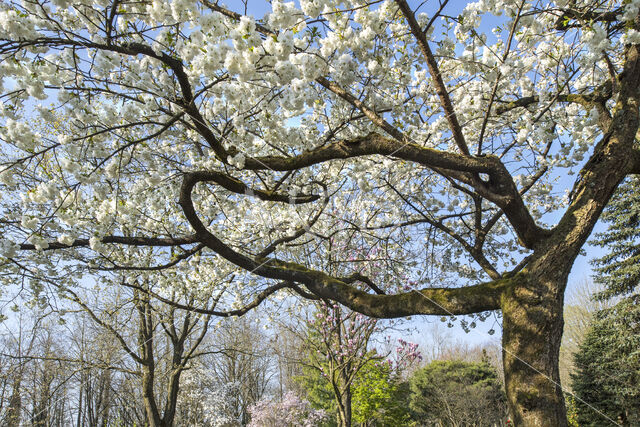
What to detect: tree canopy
<box><xmin>2</xmin><ymin>0</ymin><xmax>640</xmax><ymax>424</ymax></box>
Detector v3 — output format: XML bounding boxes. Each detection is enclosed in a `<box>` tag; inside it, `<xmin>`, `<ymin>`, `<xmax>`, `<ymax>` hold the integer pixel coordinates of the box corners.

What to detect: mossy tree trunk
<box><xmin>501</xmin><ymin>271</ymin><xmax>568</xmax><ymax>426</ymax></box>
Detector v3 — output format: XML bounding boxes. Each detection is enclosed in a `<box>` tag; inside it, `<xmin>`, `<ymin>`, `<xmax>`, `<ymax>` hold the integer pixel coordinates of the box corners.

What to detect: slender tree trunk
<box><xmin>162</xmin><ymin>367</ymin><xmax>183</xmax><ymax>427</ymax></box>
<box><xmin>6</xmin><ymin>378</ymin><xmax>22</xmax><ymax>427</ymax></box>
<box><xmin>99</xmin><ymin>371</ymin><xmax>111</xmax><ymax>427</ymax></box>
<box><xmin>134</xmin><ymin>288</ymin><xmax>164</xmax><ymax>427</ymax></box>
<box><xmin>142</xmin><ymin>366</ymin><xmax>162</xmax><ymax>427</ymax></box>
<box><xmin>341</xmin><ymin>388</ymin><xmax>352</xmax><ymax>427</ymax></box>
<box><xmin>76</xmin><ymin>389</ymin><xmax>82</xmax><ymax>427</ymax></box>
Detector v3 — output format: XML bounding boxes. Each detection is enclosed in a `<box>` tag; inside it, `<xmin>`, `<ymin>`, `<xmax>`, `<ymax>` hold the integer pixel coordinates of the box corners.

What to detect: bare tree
<box><xmin>205</xmin><ymin>314</ymin><xmax>275</xmax><ymax>425</ymax></box>
<box><xmin>61</xmin><ymin>280</ymin><xmax>214</xmax><ymax>427</ymax></box>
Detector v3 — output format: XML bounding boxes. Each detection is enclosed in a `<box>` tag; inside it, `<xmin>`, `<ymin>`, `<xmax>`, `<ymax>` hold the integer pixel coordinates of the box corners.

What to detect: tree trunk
<box><xmin>335</xmin><ymin>385</ymin><xmax>352</xmax><ymax>427</ymax></box>
<box><xmin>162</xmin><ymin>366</ymin><xmax>183</xmax><ymax>427</ymax></box>
<box><xmin>6</xmin><ymin>378</ymin><xmax>22</xmax><ymax>427</ymax></box>
<box><xmin>142</xmin><ymin>367</ymin><xmax>162</xmax><ymax>427</ymax></box>
<box><xmin>501</xmin><ymin>262</ymin><xmax>569</xmax><ymax>426</ymax></box>
<box><xmin>76</xmin><ymin>389</ymin><xmax>83</xmax><ymax>427</ymax></box>
<box><xmin>342</xmin><ymin>389</ymin><xmax>352</xmax><ymax>427</ymax></box>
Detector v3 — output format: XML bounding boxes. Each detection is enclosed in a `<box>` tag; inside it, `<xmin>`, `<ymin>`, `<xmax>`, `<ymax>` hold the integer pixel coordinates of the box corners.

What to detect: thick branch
<box><xmin>495</xmin><ymin>92</ymin><xmax>611</xmax><ymax>115</ymax></box>
<box><xmin>20</xmin><ymin>235</ymin><xmax>199</xmax><ymax>251</ymax></box>
<box><xmin>550</xmin><ymin>45</ymin><xmax>640</xmax><ymax>262</ymax></box>
<box><xmin>395</xmin><ymin>0</ymin><xmax>470</xmax><ymax>156</ymax></box>
<box><xmin>244</xmin><ymin>132</ymin><xmax>489</xmax><ymax>173</ymax></box>
<box><xmin>301</xmin><ymin>271</ymin><xmax>511</xmax><ymax>317</ymax></box>
<box><xmin>185</xmin><ymin>170</ymin><xmax>320</xmax><ymax>204</ymax></box>
<box><xmin>554</xmin><ymin>8</ymin><xmax>622</xmax><ymax>30</ymax></box>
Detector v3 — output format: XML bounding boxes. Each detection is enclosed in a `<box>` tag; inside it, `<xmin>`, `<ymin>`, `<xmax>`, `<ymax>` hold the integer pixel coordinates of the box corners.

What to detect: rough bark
<box><xmin>499</xmin><ymin>44</ymin><xmax>640</xmax><ymax>421</ymax></box>
<box><xmin>141</xmin><ymin>366</ymin><xmax>162</xmax><ymax>427</ymax></box>
<box><xmin>501</xmin><ymin>269</ymin><xmax>568</xmax><ymax>426</ymax></box>
<box><xmin>137</xmin><ymin>291</ymin><xmax>163</xmax><ymax>427</ymax></box>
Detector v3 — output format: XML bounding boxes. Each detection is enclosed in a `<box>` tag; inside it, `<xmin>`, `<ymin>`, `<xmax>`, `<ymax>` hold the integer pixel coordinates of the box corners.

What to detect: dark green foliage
<box><xmin>408</xmin><ymin>360</ymin><xmax>506</xmax><ymax>426</ymax></box>
<box><xmin>591</xmin><ymin>177</ymin><xmax>640</xmax><ymax>300</ymax></box>
<box><xmin>574</xmin><ymin>176</ymin><xmax>640</xmax><ymax>425</ymax></box>
<box><xmin>571</xmin><ymin>295</ymin><xmax>640</xmax><ymax>426</ymax></box>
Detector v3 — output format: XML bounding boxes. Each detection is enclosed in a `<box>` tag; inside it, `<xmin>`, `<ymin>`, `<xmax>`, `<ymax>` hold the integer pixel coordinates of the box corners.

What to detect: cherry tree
<box><xmin>2</xmin><ymin>0</ymin><xmax>640</xmax><ymax>424</ymax></box>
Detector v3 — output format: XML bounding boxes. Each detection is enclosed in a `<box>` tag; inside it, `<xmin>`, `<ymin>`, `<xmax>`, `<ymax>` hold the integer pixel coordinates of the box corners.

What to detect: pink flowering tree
<box><xmin>300</xmin><ymin>303</ymin><xmax>380</xmax><ymax>427</ymax></box>
<box><xmin>295</xmin><ymin>300</ymin><xmax>422</xmax><ymax>427</ymax></box>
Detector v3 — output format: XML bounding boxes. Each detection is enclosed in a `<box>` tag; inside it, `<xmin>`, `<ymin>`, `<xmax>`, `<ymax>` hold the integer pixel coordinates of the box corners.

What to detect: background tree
<box><xmin>570</xmin><ymin>177</ymin><xmax>640</xmax><ymax>426</ymax></box>
<box><xmin>205</xmin><ymin>314</ymin><xmax>275</xmax><ymax>425</ymax></box>
<box><xmin>350</xmin><ymin>341</ymin><xmax>419</xmax><ymax>426</ymax></box>
<box><xmin>59</xmin><ymin>278</ymin><xmax>217</xmax><ymax>427</ymax></box>
<box><xmin>4</xmin><ymin>1</ymin><xmax>640</xmax><ymax>423</ymax></box>
<box><xmin>0</xmin><ymin>312</ymin><xmax>75</xmax><ymax>427</ymax></box>
<box><xmin>0</xmin><ymin>275</ymin><xmax>229</xmax><ymax>427</ymax></box>
<box><xmin>591</xmin><ymin>176</ymin><xmax>640</xmax><ymax>301</ymax></box>
<box><xmin>409</xmin><ymin>359</ymin><xmax>507</xmax><ymax>426</ymax></box>
<box><xmin>248</xmin><ymin>391</ymin><xmax>328</xmax><ymax>427</ymax></box>
<box><xmin>571</xmin><ymin>295</ymin><xmax>640</xmax><ymax>426</ymax></box>
<box><xmin>271</xmin><ymin>324</ymin><xmax>307</xmax><ymax>400</ymax></box>
<box><xmin>295</xmin><ymin>304</ymin><xmax>381</xmax><ymax>427</ymax></box>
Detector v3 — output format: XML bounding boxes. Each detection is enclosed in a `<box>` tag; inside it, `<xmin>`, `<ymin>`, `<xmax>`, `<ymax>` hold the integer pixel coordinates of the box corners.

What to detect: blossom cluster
<box><xmin>248</xmin><ymin>392</ymin><xmax>327</xmax><ymax>427</ymax></box>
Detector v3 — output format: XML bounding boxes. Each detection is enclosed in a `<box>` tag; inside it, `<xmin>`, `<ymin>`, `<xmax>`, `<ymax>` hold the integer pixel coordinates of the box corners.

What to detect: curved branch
<box><xmin>62</xmin><ymin>287</ymin><xmax>144</xmax><ymax>365</ymax></box>
<box><xmin>186</xmin><ymin>170</ymin><xmax>320</xmax><ymax>204</ymax></box>
<box><xmin>4</xmin><ymin>37</ymin><xmax>229</xmax><ymax>160</ymax></box>
<box><xmin>122</xmin><ymin>280</ymin><xmax>296</xmax><ymax>317</ymax></box>
<box><xmin>92</xmin><ymin>244</ymin><xmax>206</xmax><ymax>272</ymax></box>
<box><xmin>178</xmin><ymin>172</ymin><xmax>509</xmax><ymax>317</ymax></box>
<box><xmin>340</xmin><ymin>273</ymin><xmax>386</xmax><ymax>295</ymax></box>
